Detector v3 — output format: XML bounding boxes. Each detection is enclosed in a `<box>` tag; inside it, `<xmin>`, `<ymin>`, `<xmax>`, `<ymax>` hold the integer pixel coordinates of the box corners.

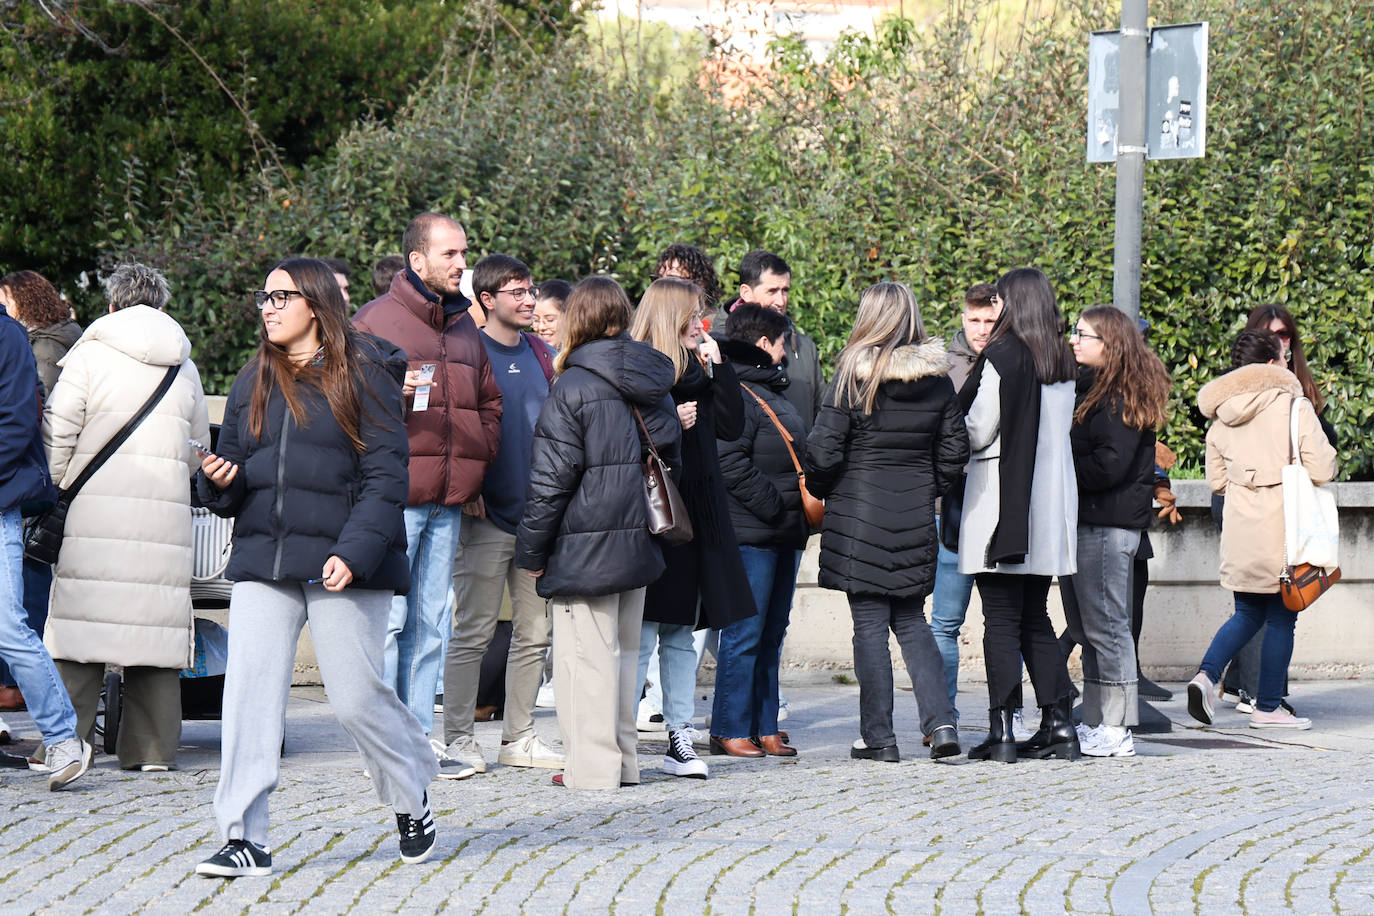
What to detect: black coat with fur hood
<box><xmin>804</xmin><ymin>340</ymin><xmax>970</xmax><ymax>598</ymax></box>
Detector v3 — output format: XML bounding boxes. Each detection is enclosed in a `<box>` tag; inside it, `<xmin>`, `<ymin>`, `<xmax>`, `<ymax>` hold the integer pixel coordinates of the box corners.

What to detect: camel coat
<box><xmin>42</xmin><ymin>305</ymin><xmax>209</xmax><ymax>669</ymax></box>
<box><xmin>1199</xmin><ymin>363</ymin><xmax>1338</xmax><ymax>594</ymax></box>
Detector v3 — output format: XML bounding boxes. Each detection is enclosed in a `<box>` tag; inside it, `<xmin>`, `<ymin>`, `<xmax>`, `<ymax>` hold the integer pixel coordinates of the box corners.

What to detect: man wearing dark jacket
<box><xmin>931</xmin><ymin>282</ymin><xmax>1000</xmax><ymax>719</ymax></box>
<box><xmin>713</xmin><ymin>250</ymin><xmax>826</xmax><ymax>434</ymax></box>
<box><xmin>0</xmin><ymin>307</ymin><xmax>90</xmax><ymax>788</ymax></box>
<box><xmin>354</xmin><ymin>212</ymin><xmax>503</xmax><ymax>738</ymax></box>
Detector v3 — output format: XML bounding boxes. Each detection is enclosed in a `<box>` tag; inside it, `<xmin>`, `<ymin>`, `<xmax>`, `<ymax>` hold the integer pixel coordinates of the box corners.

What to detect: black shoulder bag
<box><xmin>24</xmin><ymin>364</ymin><xmax>181</xmax><ymax>565</ymax></box>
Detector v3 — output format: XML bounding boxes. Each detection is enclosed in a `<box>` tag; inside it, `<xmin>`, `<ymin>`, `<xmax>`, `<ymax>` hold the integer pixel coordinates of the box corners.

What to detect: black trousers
<box><xmin>976</xmin><ymin>573</ymin><xmax>1072</xmax><ymax>710</ymax></box>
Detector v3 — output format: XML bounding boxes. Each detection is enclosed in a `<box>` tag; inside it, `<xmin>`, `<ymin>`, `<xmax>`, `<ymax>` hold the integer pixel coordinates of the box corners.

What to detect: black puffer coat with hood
<box><xmin>516</xmin><ymin>334</ymin><xmax>681</xmax><ymax>599</ymax></box>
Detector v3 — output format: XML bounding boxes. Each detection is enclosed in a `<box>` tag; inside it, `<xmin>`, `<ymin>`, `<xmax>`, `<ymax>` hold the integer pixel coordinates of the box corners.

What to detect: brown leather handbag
<box><xmin>630</xmin><ymin>405</ymin><xmax>694</xmax><ymax>545</ymax></box>
<box><xmin>1280</xmin><ymin>562</ymin><xmax>1341</xmax><ymax>611</ymax></box>
<box><xmin>740</xmin><ymin>384</ymin><xmax>824</xmax><ymax>530</ymax></box>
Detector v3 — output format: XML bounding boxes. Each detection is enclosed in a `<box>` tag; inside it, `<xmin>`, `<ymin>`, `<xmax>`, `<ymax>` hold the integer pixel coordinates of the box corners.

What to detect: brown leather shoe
<box><xmin>0</xmin><ymin>687</ymin><xmax>24</xmax><ymax>711</ymax></box>
<box><xmin>922</xmin><ymin>734</ymin><xmax>932</xmax><ymax>747</ymax></box>
<box><xmin>755</xmin><ymin>734</ymin><xmax>797</xmax><ymax>757</ymax></box>
<box><xmin>474</xmin><ymin>704</ymin><xmax>501</xmax><ymax>722</ymax></box>
<box><xmin>710</xmin><ymin>735</ymin><xmax>764</xmax><ymax>757</ymax></box>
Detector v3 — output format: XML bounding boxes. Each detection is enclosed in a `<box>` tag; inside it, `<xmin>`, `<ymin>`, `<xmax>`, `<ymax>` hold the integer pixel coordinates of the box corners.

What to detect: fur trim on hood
<box><xmin>1198</xmin><ymin>363</ymin><xmax>1303</xmax><ymax>424</ymax></box>
<box><xmin>853</xmin><ymin>339</ymin><xmax>950</xmax><ymax>383</ymax></box>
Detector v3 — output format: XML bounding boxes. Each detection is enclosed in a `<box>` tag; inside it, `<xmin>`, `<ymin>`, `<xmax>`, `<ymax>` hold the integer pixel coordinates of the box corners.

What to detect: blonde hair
<box><xmin>630</xmin><ymin>277</ymin><xmax>702</xmax><ymax>382</ymax></box>
<box><xmin>831</xmin><ymin>282</ymin><xmax>928</xmax><ymax>415</ymax></box>
<box><xmin>553</xmin><ymin>277</ymin><xmax>633</xmax><ymax>374</ymax></box>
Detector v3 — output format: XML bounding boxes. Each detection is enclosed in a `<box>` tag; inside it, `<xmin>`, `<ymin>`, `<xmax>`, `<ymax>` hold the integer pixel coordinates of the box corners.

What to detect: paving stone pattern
<box><xmin>2</xmin><ymin>682</ymin><xmax>1372</xmax><ymax>914</ymax></box>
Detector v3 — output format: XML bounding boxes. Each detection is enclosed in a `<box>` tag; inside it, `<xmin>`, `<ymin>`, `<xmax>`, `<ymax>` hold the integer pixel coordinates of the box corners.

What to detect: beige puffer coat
<box><xmin>42</xmin><ymin>305</ymin><xmax>210</xmax><ymax>669</ymax></box>
<box><xmin>1199</xmin><ymin>363</ymin><xmax>1338</xmax><ymax>594</ymax></box>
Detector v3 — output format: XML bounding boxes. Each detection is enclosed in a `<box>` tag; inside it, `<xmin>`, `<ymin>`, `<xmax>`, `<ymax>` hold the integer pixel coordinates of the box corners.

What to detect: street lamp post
<box><xmin>1113</xmin><ymin>0</ymin><xmax>1149</xmax><ymax>322</ymax></box>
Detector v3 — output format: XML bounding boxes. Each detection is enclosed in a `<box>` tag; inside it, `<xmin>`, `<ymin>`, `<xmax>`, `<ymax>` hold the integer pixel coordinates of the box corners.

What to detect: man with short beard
<box><xmin>354</xmin><ymin>213</ymin><xmax>502</xmax><ymax>760</ymax></box>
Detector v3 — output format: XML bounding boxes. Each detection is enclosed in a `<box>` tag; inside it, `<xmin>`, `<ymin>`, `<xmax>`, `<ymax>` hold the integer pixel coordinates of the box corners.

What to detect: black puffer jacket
<box><xmin>516</xmin><ymin>335</ymin><xmax>681</xmax><ymax>599</ymax></box>
<box><xmin>197</xmin><ymin>335</ymin><xmax>411</xmax><ymax>592</ymax></box>
<box><xmin>716</xmin><ymin>337</ymin><xmax>809</xmax><ymax>550</ymax></box>
<box><xmin>1071</xmin><ymin>367</ymin><xmax>1156</xmax><ymax>530</ymax></box>
<box><xmin>805</xmin><ymin>341</ymin><xmax>969</xmax><ymax>598</ymax></box>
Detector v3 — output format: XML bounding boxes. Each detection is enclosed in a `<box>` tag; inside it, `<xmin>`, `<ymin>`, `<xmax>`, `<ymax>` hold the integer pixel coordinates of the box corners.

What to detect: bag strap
<box><xmin>629</xmin><ymin>404</ymin><xmax>665</xmax><ymax>464</ymax></box>
<box><xmin>740</xmin><ymin>382</ymin><xmax>804</xmax><ymax>477</ymax></box>
<box><xmin>59</xmin><ymin>364</ymin><xmax>181</xmax><ymax>501</ymax></box>
<box><xmin>1288</xmin><ymin>395</ymin><xmax>1305</xmax><ymax>466</ymax></box>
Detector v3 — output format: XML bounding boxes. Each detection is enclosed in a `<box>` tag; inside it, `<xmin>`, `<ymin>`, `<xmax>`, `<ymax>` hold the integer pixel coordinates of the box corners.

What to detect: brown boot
<box><xmin>709</xmin><ymin>736</ymin><xmax>764</xmax><ymax>757</ymax></box>
<box><xmin>754</xmin><ymin>734</ymin><xmax>797</xmax><ymax>757</ymax></box>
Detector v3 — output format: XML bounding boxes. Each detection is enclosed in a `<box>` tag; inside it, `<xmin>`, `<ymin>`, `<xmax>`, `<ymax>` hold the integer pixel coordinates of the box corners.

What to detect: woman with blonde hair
<box><xmin>517</xmin><ymin>276</ymin><xmax>681</xmax><ymax>789</ymax></box>
<box><xmin>1052</xmin><ymin>304</ymin><xmax>1171</xmax><ymax>758</ymax></box>
<box><xmin>629</xmin><ymin>278</ymin><xmax>752</xmax><ymax>778</ymax></box>
<box><xmin>805</xmin><ymin>282</ymin><xmax>969</xmax><ymax>761</ymax></box>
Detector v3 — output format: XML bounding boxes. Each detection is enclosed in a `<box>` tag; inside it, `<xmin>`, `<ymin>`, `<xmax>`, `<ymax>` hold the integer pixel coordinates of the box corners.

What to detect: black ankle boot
<box><xmin>1019</xmin><ymin>697</ymin><xmax>1080</xmax><ymax>760</ymax></box>
<box><xmin>967</xmin><ymin>707</ymin><xmax>1017</xmax><ymax>763</ymax></box>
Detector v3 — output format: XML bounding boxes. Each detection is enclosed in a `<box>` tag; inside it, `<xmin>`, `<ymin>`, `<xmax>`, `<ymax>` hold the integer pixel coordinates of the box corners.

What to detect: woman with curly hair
<box><xmin>0</xmin><ymin>270</ymin><xmax>81</xmax><ymax>398</ymax></box>
<box><xmin>1053</xmin><ymin>305</ymin><xmax>1171</xmax><ymax>758</ymax></box>
<box><xmin>655</xmin><ymin>243</ymin><xmax>724</xmax><ymax>313</ymax></box>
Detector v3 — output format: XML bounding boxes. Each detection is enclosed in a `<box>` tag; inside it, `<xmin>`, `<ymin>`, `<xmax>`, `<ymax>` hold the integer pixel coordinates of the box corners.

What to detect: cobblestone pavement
<box><xmin>2</xmin><ymin>678</ymin><xmax>1373</xmax><ymax>915</ymax></box>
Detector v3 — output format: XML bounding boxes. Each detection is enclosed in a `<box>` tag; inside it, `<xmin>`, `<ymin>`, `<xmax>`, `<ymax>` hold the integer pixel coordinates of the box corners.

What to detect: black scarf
<box><xmin>959</xmin><ymin>333</ymin><xmax>1040</xmax><ymax>566</ymax></box>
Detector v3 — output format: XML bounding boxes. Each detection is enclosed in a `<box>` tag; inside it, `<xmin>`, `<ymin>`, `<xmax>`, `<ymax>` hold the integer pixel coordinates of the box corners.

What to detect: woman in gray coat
<box><xmin>958</xmin><ymin>267</ymin><xmax>1079</xmax><ymax>763</ymax></box>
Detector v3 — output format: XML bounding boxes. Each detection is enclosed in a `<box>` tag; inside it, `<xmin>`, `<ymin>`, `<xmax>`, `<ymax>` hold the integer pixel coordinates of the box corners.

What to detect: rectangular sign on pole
<box><xmin>1088</xmin><ymin>21</ymin><xmax>1208</xmax><ymax>162</ymax></box>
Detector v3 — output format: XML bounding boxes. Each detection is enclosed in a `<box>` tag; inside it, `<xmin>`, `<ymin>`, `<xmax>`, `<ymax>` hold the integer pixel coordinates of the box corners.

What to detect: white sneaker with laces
<box><xmin>1011</xmin><ymin>709</ymin><xmax>1036</xmax><ymax>743</ymax></box>
<box><xmin>535</xmin><ymin>681</ymin><xmax>556</xmax><ymax>709</ymax></box>
<box><xmin>663</xmin><ymin>727</ymin><xmax>708</xmax><ymax>779</ymax></box>
<box><xmin>1075</xmin><ymin>722</ymin><xmax>1100</xmax><ymax>745</ymax></box>
<box><xmin>1249</xmin><ymin>707</ymin><xmax>1312</xmax><ymax>729</ymax></box>
<box><xmin>1081</xmin><ymin>725</ymin><xmax>1136</xmax><ymax>757</ymax></box>
<box><xmin>497</xmin><ymin>734</ymin><xmax>565</xmax><ymax>769</ymax></box>
<box><xmin>433</xmin><ymin>737</ymin><xmax>480</xmax><ymax>778</ymax></box>
<box><xmin>46</xmin><ymin>738</ymin><xmax>92</xmax><ymax>791</ymax></box>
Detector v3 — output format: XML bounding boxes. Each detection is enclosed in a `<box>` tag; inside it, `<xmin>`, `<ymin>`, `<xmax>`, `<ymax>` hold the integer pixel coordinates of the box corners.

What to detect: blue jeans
<box><xmin>1198</xmin><ymin>592</ymin><xmax>1295</xmax><ymax>713</ymax></box>
<box><xmin>0</xmin><ymin>509</ymin><xmax>76</xmax><ymax>744</ymax></box>
<box><xmin>928</xmin><ymin>521</ymin><xmax>975</xmax><ymax>714</ymax></box>
<box><xmin>1062</xmin><ymin>525</ymin><xmax>1139</xmax><ymax>727</ymax></box>
<box><xmin>712</xmin><ymin>546</ymin><xmax>801</xmax><ymax>740</ymax></box>
<box><xmin>385</xmin><ymin>503</ymin><xmax>463</xmax><ymax>734</ymax></box>
<box><xmin>637</xmin><ymin>622</ymin><xmax>698</xmax><ymax>731</ymax></box>
<box><xmin>0</xmin><ymin>557</ymin><xmax>51</xmax><ymax>686</ymax></box>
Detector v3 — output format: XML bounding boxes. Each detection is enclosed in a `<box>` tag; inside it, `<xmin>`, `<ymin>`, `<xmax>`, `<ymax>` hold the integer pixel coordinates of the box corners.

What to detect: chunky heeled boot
<box><xmin>967</xmin><ymin>707</ymin><xmax>1017</xmax><ymax>763</ymax></box>
<box><xmin>1017</xmin><ymin>697</ymin><xmax>1081</xmax><ymax>760</ymax></box>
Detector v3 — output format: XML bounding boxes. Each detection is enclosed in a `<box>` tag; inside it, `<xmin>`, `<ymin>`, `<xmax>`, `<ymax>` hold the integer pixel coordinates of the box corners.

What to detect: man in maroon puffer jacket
<box><xmin>354</xmin><ymin>212</ymin><xmax>502</xmax><ymax>746</ymax></box>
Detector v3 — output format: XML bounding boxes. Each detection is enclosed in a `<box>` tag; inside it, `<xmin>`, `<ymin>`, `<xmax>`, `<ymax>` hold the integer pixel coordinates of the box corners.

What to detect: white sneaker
<box><xmin>1075</xmin><ymin>722</ymin><xmax>1100</xmax><ymax>745</ymax></box>
<box><xmin>663</xmin><ymin>727</ymin><xmax>708</xmax><ymax>779</ymax></box>
<box><xmin>497</xmin><ymin>734</ymin><xmax>565</xmax><ymax>769</ymax></box>
<box><xmin>0</xmin><ymin>714</ymin><xmax>11</xmax><ymax>744</ymax></box>
<box><xmin>1249</xmin><ymin>708</ymin><xmax>1312</xmax><ymax>730</ymax></box>
<box><xmin>440</xmin><ymin>735</ymin><xmax>486</xmax><ymax>774</ymax></box>
<box><xmin>1081</xmin><ymin>725</ymin><xmax>1136</xmax><ymax>757</ymax></box>
<box><xmin>1186</xmin><ymin>672</ymin><xmax>1218</xmax><ymax>725</ymax></box>
<box><xmin>535</xmin><ymin>681</ymin><xmax>556</xmax><ymax>709</ymax></box>
<box><xmin>636</xmin><ymin>700</ymin><xmax>665</xmax><ymax>732</ymax></box>
<box><xmin>46</xmin><ymin>738</ymin><xmax>92</xmax><ymax>790</ymax></box>
<box><xmin>1011</xmin><ymin>709</ymin><xmax>1036</xmax><ymax>743</ymax></box>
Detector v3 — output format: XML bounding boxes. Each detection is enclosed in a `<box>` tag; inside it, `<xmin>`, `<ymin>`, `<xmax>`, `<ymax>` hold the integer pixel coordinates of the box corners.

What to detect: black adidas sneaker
<box><xmin>397</xmin><ymin>792</ymin><xmax>437</xmax><ymax>864</ymax></box>
<box><xmin>195</xmin><ymin>839</ymin><xmax>272</xmax><ymax>878</ymax></box>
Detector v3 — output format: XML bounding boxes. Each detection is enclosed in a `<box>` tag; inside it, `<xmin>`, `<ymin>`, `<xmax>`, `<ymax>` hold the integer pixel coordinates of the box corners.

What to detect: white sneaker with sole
<box><xmin>432</xmin><ymin>738</ymin><xmax>478</xmax><ymax>779</ymax></box>
<box><xmin>497</xmin><ymin>734</ymin><xmax>565</xmax><ymax>769</ymax></box>
<box><xmin>535</xmin><ymin>681</ymin><xmax>556</xmax><ymax>709</ymax></box>
<box><xmin>1186</xmin><ymin>672</ymin><xmax>1218</xmax><ymax>725</ymax></box>
<box><xmin>1081</xmin><ymin>725</ymin><xmax>1136</xmax><ymax>757</ymax></box>
<box><xmin>1011</xmin><ymin>709</ymin><xmax>1036</xmax><ymax>743</ymax></box>
<box><xmin>46</xmin><ymin>738</ymin><xmax>91</xmax><ymax>790</ymax></box>
<box><xmin>196</xmin><ymin>839</ymin><xmax>272</xmax><ymax>878</ymax></box>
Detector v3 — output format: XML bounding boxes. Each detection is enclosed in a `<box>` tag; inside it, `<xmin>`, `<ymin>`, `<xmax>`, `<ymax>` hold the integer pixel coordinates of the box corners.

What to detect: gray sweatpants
<box><xmin>214</xmin><ymin>581</ymin><xmax>438</xmax><ymax>846</ymax></box>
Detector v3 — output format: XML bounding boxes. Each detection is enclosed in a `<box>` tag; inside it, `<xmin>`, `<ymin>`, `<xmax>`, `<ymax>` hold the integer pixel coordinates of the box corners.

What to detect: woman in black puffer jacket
<box><xmin>515</xmin><ymin>277</ymin><xmax>680</xmax><ymax>791</ymax></box>
<box><xmin>195</xmin><ymin>258</ymin><xmax>438</xmax><ymax>878</ymax></box>
<box><xmin>710</xmin><ymin>304</ymin><xmax>809</xmax><ymax>758</ymax></box>
<box><xmin>805</xmin><ymin>282</ymin><xmax>970</xmax><ymax>763</ymax></box>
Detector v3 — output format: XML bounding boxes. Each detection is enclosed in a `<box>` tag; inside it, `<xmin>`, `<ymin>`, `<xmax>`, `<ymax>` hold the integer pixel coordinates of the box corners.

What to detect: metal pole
<box><xmin>1113</xmin><ymin>0</ymin><xmax>1148</xmax><ymax>321</ymax></box>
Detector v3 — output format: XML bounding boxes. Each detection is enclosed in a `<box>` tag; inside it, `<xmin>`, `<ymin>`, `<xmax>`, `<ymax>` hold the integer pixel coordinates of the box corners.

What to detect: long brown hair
<box><xmin>630</xmin><ymin>277</ymin><xmax>702</xmax><ymax>382</ymax></box>
<box><xmin>1074</xmin><ymin>305</ymin><xmax>1171</xmax><ymax>430</ymax></box>
<box><xmin>0</xmin><ymin>271</ymin><xmax>66</xmax><ymax>327</ymax></box>
<box><xmin>248</xmin><ymin>258</ymin><xmax>367</xmax><ymax>452</ymax></box>
<box><xmin>1245</xmin><ymin>303</ymin><xmax>1323</xmax><ymax>411</ymax></box>
<box><xmin>831</xmin><ymin>281</ymin><xmax>928</xmax><ymax>415</ymax></box>
<box><xmin>553</xmin><ymin>276</ymin><xmax>632</xmax><ymax>374</ymax></box>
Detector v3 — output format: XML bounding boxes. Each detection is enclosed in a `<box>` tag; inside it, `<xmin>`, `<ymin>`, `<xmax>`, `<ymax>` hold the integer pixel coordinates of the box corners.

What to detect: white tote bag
<box><xmin>1282</xmin><ymin>397</ymin><xmax>1339</xmax><ymax>569</ymax></box>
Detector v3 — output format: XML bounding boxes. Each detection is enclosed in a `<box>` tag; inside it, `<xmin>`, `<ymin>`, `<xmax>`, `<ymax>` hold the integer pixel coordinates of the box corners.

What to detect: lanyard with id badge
<box><xmin>413</xmin><ymin>363</ymin><xmax>437</xmax><ymax>411</ymax></box>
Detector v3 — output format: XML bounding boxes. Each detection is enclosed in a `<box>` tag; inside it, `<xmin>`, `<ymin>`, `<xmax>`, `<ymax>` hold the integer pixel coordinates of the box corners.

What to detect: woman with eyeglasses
<box><xmin>194</xmin><ymin>258</ymin><xmax>439</xmax><ymax>878</ymax></box>
<box><xmin>958</xmin><ymin>267</ymin><xmax>1080</xmax><ymax>763</ymax></box>
<box><xmin>532</xmin><ymin>279</ymin><xmax>571</xmax><ymax>351</ymax></box>
<box><xmin>1186</xmin><ymin>329</ymin><xmax>1337</xmax><ymax>730</ymax></box>
<box><xmin>629</xmin><ymin>277</ymin><xmax>752</xmax><ymax>779</ymax></box>
<box><xmin>1053</xmin><ymin>306</ymin><xmax>1171</xmax><ymax>758</ymax></box>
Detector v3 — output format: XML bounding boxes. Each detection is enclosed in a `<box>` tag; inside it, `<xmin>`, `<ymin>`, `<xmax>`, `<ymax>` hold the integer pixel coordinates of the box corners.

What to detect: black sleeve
<box><xmin>516</xmin><ymin>391</ymin><xmax>586</xmax><ymax>572</ymax></box>
<box><xmin>195</xmin><ymin>374</ymin><xmax>250</xmax><ymax>517</ymax></box>
<box><xmin>710</xmin><ymin>360</ymin><xmax>746</xmax><ymax>442</ymax></box>
<box><xmin>802</xmin><ymin>384</ymin><xmax>850</xmax><ymax>498</ymax></box>
<box><xmin>717</xmin><ymin>403</ymin><xmax>784</xmax><ymax>523</ymax></box>
<box><xmin>932</xmin><ymin>382</ymin><xmax>971</xmax><ymax>497</ymax></box>
<box><xmin>1073</xmin><ymin>404</ymin><xmax>1137</xmax><ymax>493</ymax></box>
<box><xmin>331</xmin><ymin>360</ymin><xmax>410</xmax><ymax>579</ymax></box>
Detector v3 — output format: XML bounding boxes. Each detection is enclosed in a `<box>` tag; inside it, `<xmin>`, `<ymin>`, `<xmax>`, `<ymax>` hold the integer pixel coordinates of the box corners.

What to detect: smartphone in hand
<box><xmin>189</xmin><ymin>438</ymin><xmax>212</xmax><ymax>459</ymax></box>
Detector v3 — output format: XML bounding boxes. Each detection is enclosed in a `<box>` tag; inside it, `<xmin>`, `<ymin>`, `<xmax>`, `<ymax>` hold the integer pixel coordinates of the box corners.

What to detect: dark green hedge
<box><xmin>112</xmin><ymin>0</ymin><xmax>1374</xmax><ymax>476</ymax></box>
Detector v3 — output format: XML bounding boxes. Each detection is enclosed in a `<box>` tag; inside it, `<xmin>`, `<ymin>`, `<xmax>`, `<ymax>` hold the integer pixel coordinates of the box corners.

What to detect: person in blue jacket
<box><xmin>193</xmin><ymin>258</ymin><xmax>439</xmax><ymax>879</ymax></box>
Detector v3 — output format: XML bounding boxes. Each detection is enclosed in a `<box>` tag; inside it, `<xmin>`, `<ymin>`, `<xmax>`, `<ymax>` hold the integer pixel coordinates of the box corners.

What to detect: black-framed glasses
<box><xmin>495</xmin><ymin>286</ymin><xmax>537</xmax><ymax>302</ymax></box>
<box><xmin>1068</xmin><ymin>328</ymin><xmax>1103</xmax><ymax>341</ymax></box>
<box><xmin>254</xmin><ymin>290</ymin><xmax>308</xmax><ymax>311</ymax></box>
